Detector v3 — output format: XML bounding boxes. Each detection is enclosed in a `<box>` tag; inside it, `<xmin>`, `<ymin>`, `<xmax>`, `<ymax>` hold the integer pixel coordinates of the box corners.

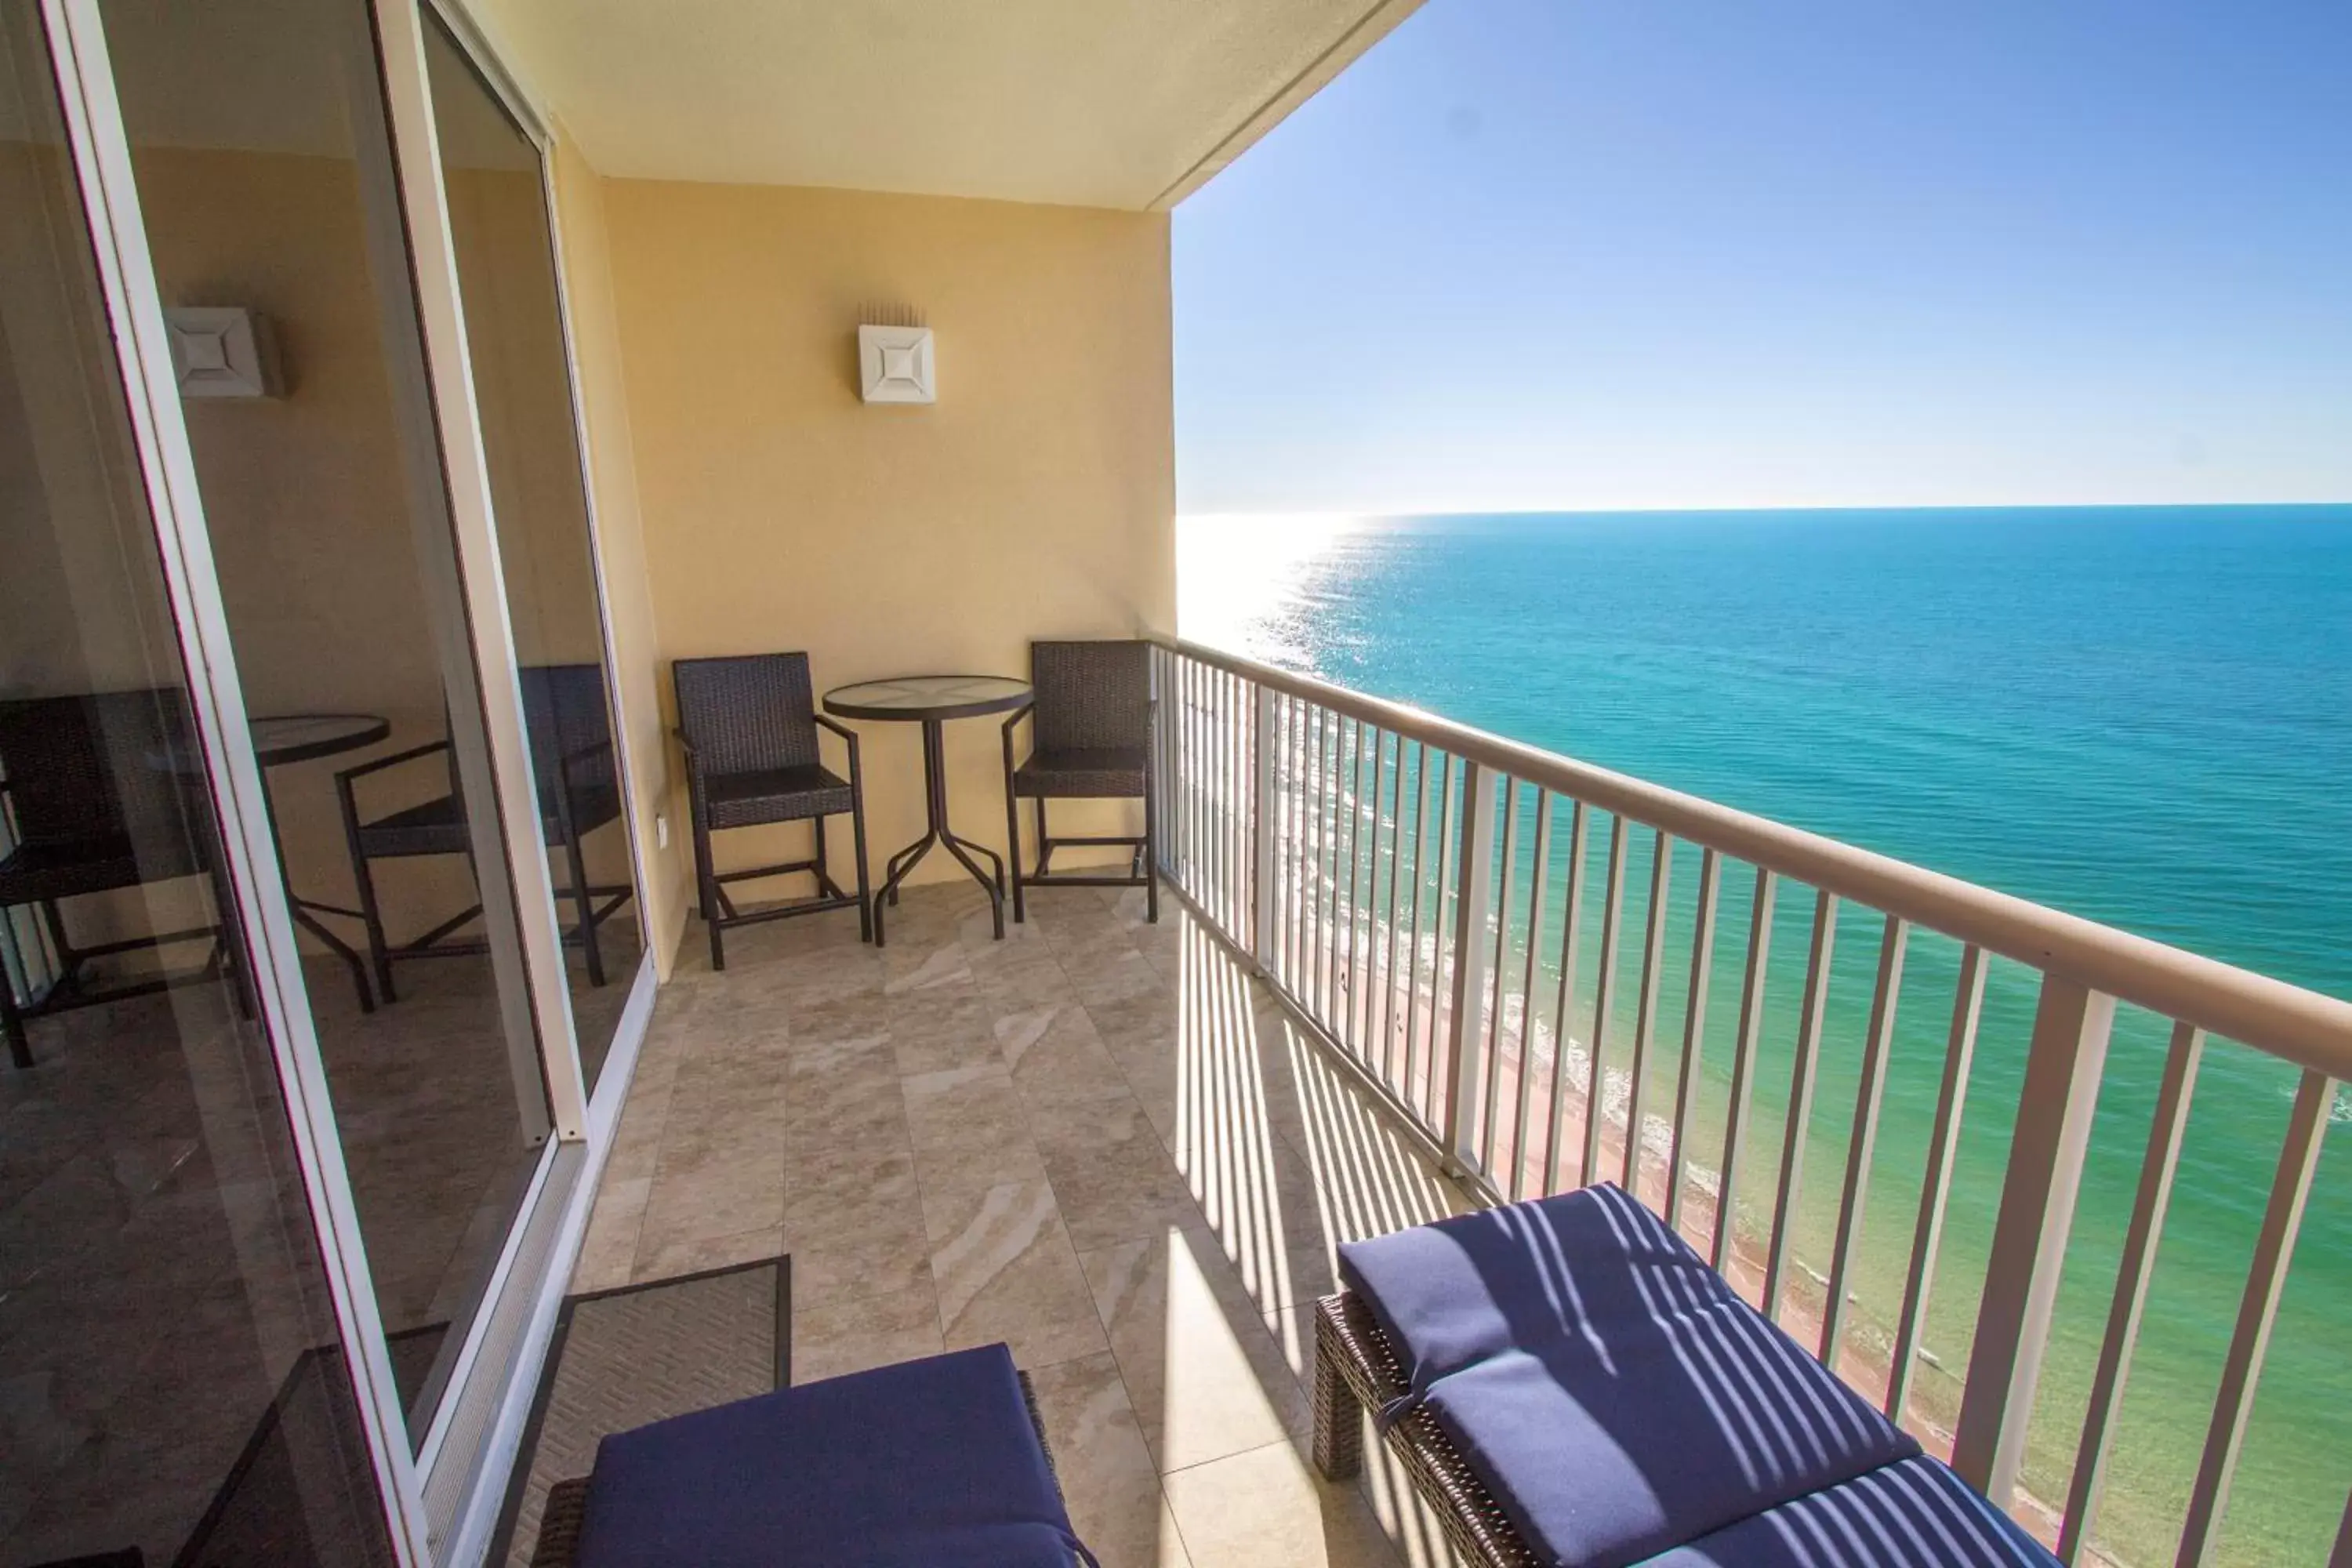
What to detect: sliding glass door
<box><xmin>0</xmin><ymin>3</ymin><xmax>400</xmax><ymax>1559</ymax></box>
<box><xmin>5</xmin><ymin>0</ymin><xmax>650</xmax><ymax>1560</ymax></box>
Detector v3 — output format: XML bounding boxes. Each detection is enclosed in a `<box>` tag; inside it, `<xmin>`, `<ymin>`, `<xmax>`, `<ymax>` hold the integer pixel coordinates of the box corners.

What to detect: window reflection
<box><xmin>98</xmin><ymin>0</ymin><xmax>553</xmax><ymax>1447</ymax></box>
<box><xmin>0</xmin><ymin>4</ymin><xmax>394</xmax><ymax>1559</ymax></box>
<box><xmin>424</xmin><ymin>13</ymin><xmax>644</xmax><ymax>1094</ymax></box>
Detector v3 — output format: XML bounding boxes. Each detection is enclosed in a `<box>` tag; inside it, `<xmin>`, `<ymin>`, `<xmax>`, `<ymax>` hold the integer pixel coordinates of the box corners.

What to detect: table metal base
<box><xmin>873</xmin><ymin>718</ymin><xmax>1005</xmax><ymax>947</ymax></box>
<box><xmin>261</xmin><ymin>773</ymin><xmax>375</xmax><ymax>1014</ymax></box>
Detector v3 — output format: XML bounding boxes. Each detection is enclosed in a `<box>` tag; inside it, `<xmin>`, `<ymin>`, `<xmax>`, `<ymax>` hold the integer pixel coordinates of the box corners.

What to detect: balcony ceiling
<box><xmin>474</xmin><ymin>0</ymin><xmax>1423</xmax><ymax>209</ymax></box>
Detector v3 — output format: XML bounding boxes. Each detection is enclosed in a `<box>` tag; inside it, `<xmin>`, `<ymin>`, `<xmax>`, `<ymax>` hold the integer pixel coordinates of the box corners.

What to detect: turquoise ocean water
<box><xmin>1193</xmin><ymin>506</ymin><xmax>2350</xmax><ymax>1566</ymax></box>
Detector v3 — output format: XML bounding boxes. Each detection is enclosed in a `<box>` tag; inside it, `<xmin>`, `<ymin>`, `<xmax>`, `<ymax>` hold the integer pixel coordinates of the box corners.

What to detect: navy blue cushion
<box><xmin>572</xmin><ymin>1345</ymin><xmax>1080</xmax><ymax>1568</ymax></box>
<box><xmin>1340</xmin><ymin>1183</ymin><xmax>1919</xmax><ymax>1568</ymax></box>
<box><xmin>1633</xmin><ymin>1457</ymin><xmax>2060</xmax><ymax>1566</ymax></box>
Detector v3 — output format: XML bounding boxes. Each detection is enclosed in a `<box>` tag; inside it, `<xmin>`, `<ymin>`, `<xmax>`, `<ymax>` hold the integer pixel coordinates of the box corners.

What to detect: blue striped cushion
<box><xmin>1634</xmin><ymin>1456</ymin><xmax>2060</xmax><ymax>1566</ymax></box>
<box><xmin>1340</xmin><ymin>1183</ymin><xmax>1920</xmax><ymax>1567</ymax></box>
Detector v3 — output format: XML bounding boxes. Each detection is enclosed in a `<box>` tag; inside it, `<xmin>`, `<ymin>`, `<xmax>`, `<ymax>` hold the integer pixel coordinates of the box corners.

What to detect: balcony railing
<box><xmin>1145</xmin><ymin>632</ymin><xmax>2350</xmax><ymax>1567</ymax></box>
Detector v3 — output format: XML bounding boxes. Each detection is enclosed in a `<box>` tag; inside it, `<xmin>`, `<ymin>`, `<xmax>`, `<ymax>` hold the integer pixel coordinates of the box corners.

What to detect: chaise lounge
<box><xmin>1314</xmin><ymin>1182</ymin><xmax>2060</xmax><ymax>1567</ymax></box>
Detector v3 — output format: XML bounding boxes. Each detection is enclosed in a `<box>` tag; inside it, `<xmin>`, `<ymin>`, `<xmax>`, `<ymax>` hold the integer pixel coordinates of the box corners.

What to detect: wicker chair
<box><xmin>336</xmin><ymin>664</ymin><xmax>633</xmax><ymax>1003</ymax></box>
<box><xmin>0</xmin><ymin>689</ymin><xmax>241</xmax><ymax>1069</ymax></box>
<box><xmin>1000</xmin><ymin>640</ymin><xmax>1157</xmax><ymax>925</ymax></box>
<box><xmin>673</xmin><ymin>652</ymin><xmax>871</xmax><ymax>969</ymax></box>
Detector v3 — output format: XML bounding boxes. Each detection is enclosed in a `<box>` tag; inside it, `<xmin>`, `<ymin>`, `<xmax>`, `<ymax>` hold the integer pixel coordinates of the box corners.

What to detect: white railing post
<box><xmin>1251</xmin><ymin>681</ymin><xmax>1278</xmax><ymax>973</ymax></box>
<box><xmin>1952</xmin><ymin>973</ymin><xmax>2115</xmax><ymax>1506</ymax></box>
<box><xmin>1441</xmin><ymin>760</ymin><xmax>1496</xmax><ymax>1177</ymax></box>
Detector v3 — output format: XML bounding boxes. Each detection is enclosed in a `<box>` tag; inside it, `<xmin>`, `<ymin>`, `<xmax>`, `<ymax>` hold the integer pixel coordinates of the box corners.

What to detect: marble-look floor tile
<box><xmin>571</xmin><ymin>1175</ymin><xmax>650</xmax><ymax>1294</ymax></box>
<box><xmin>1033</xmin><ymin>1095</ymin><xmax>1202</xmax><ymax>1252</ymax></box>
<box><xmin>900</xmin><ymin>1062</ymin><xmax>1047</xmax><ymax>1192</ymax></box>
<box><xmin>922</xmin><ymin>1176</ymin><xmax>1105</xmax><ymax>1368</ymax></box>
<box><xmin>1080</xmin><ymin>1226</ymin><xmax>1307</xmax><ymax>1473</ymax></box>
<box><xmin>632</xmin><ymin>1221</ymin><xmax>785</xmax><ymax>1285</ymax></box>
<box><xmin>782</xmin><ymin>1149</ymin><xmax>929</xmax><ymax>1303</ymax></box>
<box><xmin>1025</xmin><ymin>1351</ymin><xmax>1192</xmax><ymax>1568</ymax></box>
<box><xmin>997</xmin><ymin>1003</ymin><xmax>1133</xmax><ymax>1118</ymax></box>
<box><xmin>791</xmin><ymin>1279</ymin><xmax>943</xmax><ymax>1385</ymax></box>
<box><xmin>1161</xmin><ymin>1439</ymin><xmax>1401</xmax><ymax>1568</ymax></box>
<box><xmin>887</xmin><ymin>977</ymin><xmax>1004</xmax><ymax>1076</ymax></box>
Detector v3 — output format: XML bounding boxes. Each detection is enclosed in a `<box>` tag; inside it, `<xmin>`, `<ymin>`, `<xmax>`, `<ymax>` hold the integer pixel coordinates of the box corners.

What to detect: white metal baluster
<box><xmin>1540</xmin><ymin>801</ymin><xmax>1591</xmax><ymax>1196</ymax></box>
<box><xmin>1287</xmin><ymin>697</ymin><xmax>1305</xmax><ymax>989</ymax></box>
<box><xmin>1343</xmin><ymin>725</ymin><xmax>1373</xmax><ymax>1055</ymax></box>
<box><xmin>1250</xmin><ymin>681</ymin><xmax>1275</xmax><ymax>967</ymax></box>
<box><xmin>1402</xmin><ymin>745</ymin><xmax>1436</xmax><ymax>1115</ymax></box>
<box><xmin>2176</xmin><ymin>1067</ymin><xmax>2335</xmax><ymax>1566</ymax></box>
<box><xmin>1824</xmin><ymin>914</ymin><xmax>1909</xmax><ymax>1365</ymax></box>
<box><xmin>1888</xmin><ymin>942</ymin><xmax>1987</xmax><ymax>1421</ymax></box>
<box><xmin>1953</xmin><ymin>975</ymin><xmax>2116</xmax><ymax>1507</ymax></box>
<box><xmin>1665</xmin><ymin>847</ymin><xmax>1722</xmax><ymax>1234</ymax></box>
<box><xmin>1714</xmin><ymin>868</ymin><xmax>1778</xmax><ymax>1275</ymax></box>
<box><xmin>1763</xmin><ymin>889</ymin><xmax>1839</xmax><ymax>1323</ymax></box>
<box><xmin>1307</xmin><ymin>706</ymin><xmax>1326</xmax><ymax>1021</ymax></box>
<box><xmin>1508</xmin><ymin>789</ymin><xmax>1553</xmax><ymax>1201</ymax></box>
<box><xmin>1440</xmin><ymin>759</ymin><xmax>1493</xmax><ymax>1172</ymax></box>
<box><xmin>1378</xmin><ymin>731</ymin><xmax>1407</xmax><ymax>1086</ymax></box>
<box><xmin>1324</xmin><ymin>714</ymin><xmax>1348</xmax><ymax>1033</ymax></box>
<box><xmin>2060</xmin><ymin>1020</ymin><xmax>2203</xmax><ymax>1563</ymax></box>
<box><xmin>1479</xmin><ymin>779</ymin><xmax>1520</xmax><ymax>1174</ymax></box>
<box><xmin>1420</xmin><ymin>752</ymin><xmax>1457</xmax><ymax>1126</ymax></box>
<box><xmin>1580</xmin><ymin>815</ymin><xmax>1631</xmax><ymax>1189</ymax></box>
<box><xmin>1623</xmin><ymin>829</ymin><xmax>1675</xmax><ymax>1194</ymax></box>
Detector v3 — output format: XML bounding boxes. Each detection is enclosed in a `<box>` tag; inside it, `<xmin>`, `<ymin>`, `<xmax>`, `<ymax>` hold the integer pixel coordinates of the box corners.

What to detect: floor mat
<box><xmin>492</xmin><ymin>1258</ymin><xmax>789</xmax><ymax>1566</ymax></box>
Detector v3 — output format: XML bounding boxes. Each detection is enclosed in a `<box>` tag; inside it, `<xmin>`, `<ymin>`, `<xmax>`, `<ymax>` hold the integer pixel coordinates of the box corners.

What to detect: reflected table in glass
<box><xmin>161</xmin><ymin>713</ymin><xmax>390</xmax><ymax>1011</ymax></box>
<box><xmin>822</xmin><ymin>676</ymin><xmax>1033</xmax><ymax>946</ymax></box>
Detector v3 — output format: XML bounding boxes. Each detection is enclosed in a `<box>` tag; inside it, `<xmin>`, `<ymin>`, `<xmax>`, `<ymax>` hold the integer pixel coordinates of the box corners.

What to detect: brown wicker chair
<box><xmin>999</xmin><ymin>640</ymin><xmax>1156</xmax><ymax>925</ymax></box>
<box><xmin>673</xmin><ymin>652</ymin><xmax>871</xmax><ymax>969</ymax></box>
<box><xmin>0</xmin><ymin>689</ymin><xmax>242</xmax><ymax>1069</ymax></box>
<box><xmin>1312</xmin><ymin>1290</ymin><xmax>1541</xmax><ymax>1568</ymax></box>
<box><xmin>336</xmin><ymin>665</ymin><xmax>633</xmax><ymax>1003</ymax></box>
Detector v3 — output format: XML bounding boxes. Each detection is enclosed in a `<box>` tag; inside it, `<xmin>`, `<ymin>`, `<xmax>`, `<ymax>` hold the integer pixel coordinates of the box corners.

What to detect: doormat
<box><xmin>490</xmin><ymin>1256</ymin><xmax>789</xmax><ymax>1567</ymax></box>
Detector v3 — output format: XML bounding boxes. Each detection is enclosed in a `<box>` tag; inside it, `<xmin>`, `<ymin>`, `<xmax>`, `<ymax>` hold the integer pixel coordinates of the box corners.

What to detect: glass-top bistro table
<box><xmin>822</xmin><ymin>675</ymin><xmax>1033</xmax><ymax>946</ymax></box>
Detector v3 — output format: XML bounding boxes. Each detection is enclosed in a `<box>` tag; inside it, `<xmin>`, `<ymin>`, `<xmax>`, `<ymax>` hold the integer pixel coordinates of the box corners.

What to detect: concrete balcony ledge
<box><xmin>555</xmin><ymin>880</ymin><xmax>1474</xmax><ymax>1567</ymax></box>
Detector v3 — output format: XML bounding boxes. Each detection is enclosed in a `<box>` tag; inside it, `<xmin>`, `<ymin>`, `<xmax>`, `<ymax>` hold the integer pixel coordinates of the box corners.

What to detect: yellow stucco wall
<box><xmin>590</xmin><ymin>177</ymin><xmax>1176</xmax><ymax>928</ymax></box>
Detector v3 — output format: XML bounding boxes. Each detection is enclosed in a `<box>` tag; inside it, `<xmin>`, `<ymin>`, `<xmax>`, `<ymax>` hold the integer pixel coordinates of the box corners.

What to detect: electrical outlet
<box><xmin>655</xmin><ymin>813</ymin><xmax>670</xmax><ymax>850</ymax></box>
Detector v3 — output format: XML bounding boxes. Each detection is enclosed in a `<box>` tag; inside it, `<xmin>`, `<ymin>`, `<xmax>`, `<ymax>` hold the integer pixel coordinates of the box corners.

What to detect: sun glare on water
<box><xmin>1176</xmin><ymin>512</ymin><xmax>1372</xmax><ymax>662</ymax></box>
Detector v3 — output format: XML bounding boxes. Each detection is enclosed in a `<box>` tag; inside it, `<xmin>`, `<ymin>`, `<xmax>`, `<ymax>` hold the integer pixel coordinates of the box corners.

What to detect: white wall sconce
<box><xmin>165</xmin><ymin>307</ymin><xmax>281</xmax><ymax>398</ymax></box>
<box><xmin>858</xmin><ymin>323</ymin><xmax>935</xmax><ymax>404</ymax></box>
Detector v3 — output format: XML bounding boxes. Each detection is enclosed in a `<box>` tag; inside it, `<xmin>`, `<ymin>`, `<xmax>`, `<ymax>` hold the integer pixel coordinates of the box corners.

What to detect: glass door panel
<box><xmin>0</xmin><ymin>5</ymin><xmax>396</xmax><ymax>1562</ymax></box>
<box><xmin>95</xmin><ymin>0</ymin><xmax>551</xmax><ymax>1450</ymax></box>
<box><xmin>422</xmin><ymin>13</ymin><xmax>644</xmax><ymax>1094</ymax></box>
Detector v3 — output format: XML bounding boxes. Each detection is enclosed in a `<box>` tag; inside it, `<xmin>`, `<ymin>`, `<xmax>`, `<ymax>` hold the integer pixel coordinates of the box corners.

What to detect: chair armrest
<box><xmin>557</xmin><ymin>734</ymin><xmax>613</xmax><ymax>775</ymax></box>
<box><xmin>811</xmin><ymin>713</ymin><xmax>859</xmax><ymax>751</ymax></box>
<box><xmin>1000</xmin><ymin>702</ymin><xmax>1035</xmax><ymax>743</ymax></box>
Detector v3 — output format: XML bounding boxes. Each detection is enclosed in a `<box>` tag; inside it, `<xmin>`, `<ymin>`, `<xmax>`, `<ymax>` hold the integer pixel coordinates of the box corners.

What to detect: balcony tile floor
<box><xmin>564</xmin><ymin>879</ymin><xmax>1477</xmax><ymax>1568</ymax></box>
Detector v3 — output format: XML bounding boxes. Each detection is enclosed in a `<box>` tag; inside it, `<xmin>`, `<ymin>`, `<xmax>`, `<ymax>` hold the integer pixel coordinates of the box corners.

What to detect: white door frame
<box><xmin>32</xmin><ymin>0</ymin><xmax>665</xmax><ymax>1559</ymax></box>
<box><xmin>35</xmin><ymin>0</ymin><xmax>435</xmax><ymax>1558</ymax></box>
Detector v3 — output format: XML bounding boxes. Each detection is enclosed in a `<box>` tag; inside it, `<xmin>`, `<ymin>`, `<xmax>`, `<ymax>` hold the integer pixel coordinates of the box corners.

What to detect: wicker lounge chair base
<box><xmin>1312</xmin><ymin>1291</ymin><xmax>1541</xmax><ymax>1568</ymax></box>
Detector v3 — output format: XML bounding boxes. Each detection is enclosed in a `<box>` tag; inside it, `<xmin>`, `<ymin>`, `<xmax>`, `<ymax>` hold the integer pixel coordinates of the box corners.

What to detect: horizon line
<box><xmin>1178</xmin><ymin>499</ymin><xmax>2352</xmax><ymax>523</ymax></box>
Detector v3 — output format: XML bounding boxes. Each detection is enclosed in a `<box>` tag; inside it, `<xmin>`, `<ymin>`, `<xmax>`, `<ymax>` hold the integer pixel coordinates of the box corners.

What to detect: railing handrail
<box><xmin>1148</xmin><ymin>632</ymin><xmax>2352</xmax><ymax>1078</ymax></box>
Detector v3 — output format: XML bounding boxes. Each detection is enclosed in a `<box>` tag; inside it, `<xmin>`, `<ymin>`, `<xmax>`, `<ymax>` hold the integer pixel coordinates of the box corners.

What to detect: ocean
<box><xmin>1178</xmin><ymin>505</ymin><xmax>2350</xmax><ymax>1567</ymax></box>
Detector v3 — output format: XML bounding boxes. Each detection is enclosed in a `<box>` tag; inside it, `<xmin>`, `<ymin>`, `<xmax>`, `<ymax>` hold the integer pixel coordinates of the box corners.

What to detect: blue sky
<box><xmin>1173</xmin><ymin>0</ymin><xmax>2352</xmax><ymax>515</ymax></box>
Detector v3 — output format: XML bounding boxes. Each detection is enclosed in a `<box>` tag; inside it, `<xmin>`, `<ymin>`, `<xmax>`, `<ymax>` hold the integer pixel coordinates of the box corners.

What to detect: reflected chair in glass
<box><xmin>1000</xmin><ymin>639</ymin><xmax>1157</xmax><ymax>925</ymax></box>
<box><xmin>0</xmin><ymin>689</ymin><xmax>244</xmax><ymax>1069</ymax></box>
<box><xmin>335</xmin><ymin>664</ymin><xmax>633</xmax><ymax>1004</ymax></box>
<box><xmin>673</xmin><ymin>652</ymin><xmax>873</xmax><ymax>968</ymax></box>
